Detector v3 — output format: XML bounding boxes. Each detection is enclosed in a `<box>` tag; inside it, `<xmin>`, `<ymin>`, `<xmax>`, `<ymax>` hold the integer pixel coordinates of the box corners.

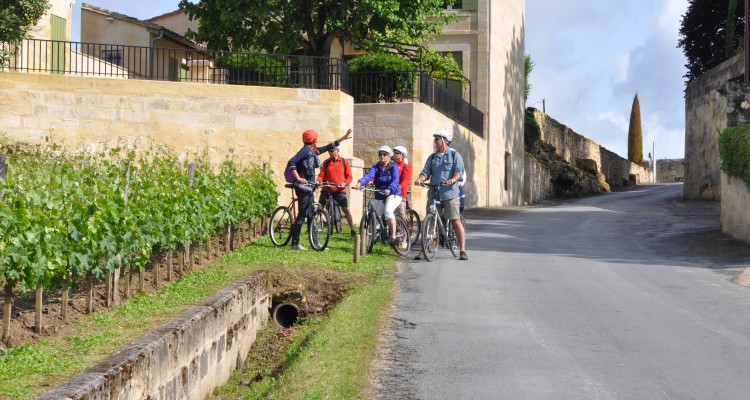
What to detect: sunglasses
<box><xmin>378</xmin><ymin>153</ymin><xmax>389</xmax><ymax>156</ymax></box>
<box><xmin>393</xmin><ymin>151</ymin><xmax>402</xmax><ymax>155</ymax></box>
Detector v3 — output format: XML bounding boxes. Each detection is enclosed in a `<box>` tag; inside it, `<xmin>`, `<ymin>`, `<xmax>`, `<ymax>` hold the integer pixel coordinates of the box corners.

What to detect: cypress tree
<box><xmin>627</xmin><ymin>93</ymin><xmax>643</xmax><ymax>165</ymax></box>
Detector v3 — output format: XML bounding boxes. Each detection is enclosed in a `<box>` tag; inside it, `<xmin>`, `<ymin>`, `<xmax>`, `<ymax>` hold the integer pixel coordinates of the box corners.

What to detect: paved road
<box><xmin>369</xmin><ymin>184</ymin><xmax>750</xmax><ymax>400</ymax></box>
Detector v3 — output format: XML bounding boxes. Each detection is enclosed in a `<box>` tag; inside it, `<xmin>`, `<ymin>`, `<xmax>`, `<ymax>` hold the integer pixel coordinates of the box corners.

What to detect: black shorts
<box><xmin>320</xmin><ymin>191</ymin><xmax>348</xmax><ymax>208</ymax></box>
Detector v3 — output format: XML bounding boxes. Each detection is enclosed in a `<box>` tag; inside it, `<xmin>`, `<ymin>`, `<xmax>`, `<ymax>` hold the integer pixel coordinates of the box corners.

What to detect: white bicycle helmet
<box><xmin>393</xmin><ymin>145</ymin><xmax>408</xmax><ymax>158</ymax></box>
<box><xmin>378</xmin><ymin>145</ymin><xmax>393</xmax><ymax>156</ymax></box>
<box><xmin>433</xmin><ymin>129</ymin><xmax>452</xmax><ymax>143</ymax></box>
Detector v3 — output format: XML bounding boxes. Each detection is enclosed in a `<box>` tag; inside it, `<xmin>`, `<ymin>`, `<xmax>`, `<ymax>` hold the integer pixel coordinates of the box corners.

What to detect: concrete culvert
<box><xmin>272</xmin><ymin>303</ymin><xmax>300</xmax><ymax>328</ymax></box>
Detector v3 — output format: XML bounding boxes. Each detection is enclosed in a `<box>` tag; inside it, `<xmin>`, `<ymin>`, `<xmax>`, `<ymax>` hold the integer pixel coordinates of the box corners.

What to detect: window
<box><xmin>101</xmin><ymin>49</ymin><xmax>123</xmax><ymax>66</ymax></box>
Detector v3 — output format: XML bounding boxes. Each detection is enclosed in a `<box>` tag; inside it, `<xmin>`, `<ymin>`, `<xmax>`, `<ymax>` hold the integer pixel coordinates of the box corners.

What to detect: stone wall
<box><xmin>528</xmin><ymin>108</ymin><xmax>651</xmax><ymax>188</ymax></box>
<box><xmin>0</xmin><ymin>72</ymin><xmax>359</xmax><ymax>218</ymax></box>
<box><xmin>523</xmin><ymin>154</ymin><xmax>553</xmax><ymax>203</ymax></box>
<box><xmin>684</xmin><ymin>53</ymin><xmax>744</xmax><ymax>200</ymax></box>
<box><xmin>40</xmin><ymin>272</ymin><xmax>269</xmax><ymax>400</ymax></box>
<box><xmin>354</xmin><ymin>102</ymin><xmax>490</xmax><ymax>212</ymax></box>
<box><xmin>721</xmin><ymin>173</ymin><xmax>750</xmax><ymax>243</ymax></box>
<box><xmin>657</xmin><ymin>159</ymin><xmax>684</xmax><ymax>183</ymax></box>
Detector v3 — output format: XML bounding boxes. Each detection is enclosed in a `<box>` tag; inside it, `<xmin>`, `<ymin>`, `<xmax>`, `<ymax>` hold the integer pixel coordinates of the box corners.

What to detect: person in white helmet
<box><xmin>354</xmin><ymin>145</ymin><xmax>402</xmax><ymax>245</ymax></box>
<box><xmin>414</xmin><ymin>129</ymin><xmax>468</xmax><ymax>260</ymax></box>
<box><xmin>391</xmin><ymin>145</ymin><xmax>412</xmax><ymax>219</ymax></box>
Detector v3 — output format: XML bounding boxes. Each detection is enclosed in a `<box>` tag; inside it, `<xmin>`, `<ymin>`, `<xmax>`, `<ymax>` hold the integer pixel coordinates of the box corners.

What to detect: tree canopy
<box><xmin>178</xmin><ymin>0</ymin><xmax>454</xmax><ymax>57</ymax></box>
<box><xmin>0</xmin><ymin>0</ymin><xmax>50</xmax><ymax>44</ymax></box>
<box><xmin>678</xmin><ymin>0</ymin><xmax>744</xmax><ymax>82</ymax></box>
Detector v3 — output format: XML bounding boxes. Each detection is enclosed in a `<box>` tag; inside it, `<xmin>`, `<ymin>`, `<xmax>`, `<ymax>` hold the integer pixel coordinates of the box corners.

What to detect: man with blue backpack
<box><xmin>354</xmin><ymin>145</ymin><xmax>402</xmax><ymax>245</ymax></box>
<box><xmin>414</xmin><ymin>129</ymin><xmax>468</xmax><ymax>261</ymax></box>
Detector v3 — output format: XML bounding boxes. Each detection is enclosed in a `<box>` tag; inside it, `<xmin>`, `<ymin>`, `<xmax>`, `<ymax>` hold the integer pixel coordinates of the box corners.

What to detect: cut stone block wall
<box><xmin>721</xmin><ymin>173</ymin><xmax>750</xmax><ymax>243</ymax></box>
<box><xmin>684</xmin><ymin>53</ymin><xmax>744</xmax><ymax>200</ymax></box>
<box><xmin>39</xmin><ymin>272</ymin><xmax>269</xmax><ymax>400</ymax></box>
<box><xmin>0</xmin><ymin>72</ymin><xmax>356</xmax><ymax>217</ymax></box>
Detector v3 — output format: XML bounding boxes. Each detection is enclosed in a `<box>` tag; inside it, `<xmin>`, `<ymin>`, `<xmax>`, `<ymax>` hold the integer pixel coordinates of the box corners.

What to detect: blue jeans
<box><xmin>291</xmin><ymin>188</ymin><xmax>314</xmax><ymax>245</ymax></box>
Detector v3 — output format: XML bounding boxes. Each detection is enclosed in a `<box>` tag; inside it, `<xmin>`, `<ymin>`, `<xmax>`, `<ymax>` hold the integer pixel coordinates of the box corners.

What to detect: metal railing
<box><xmin>349</xmin><ymin>70</ymin><xmax>484</xmax><ymax>136</ymax></box>
<box><xmin>1</xmin><ymin>39</ymin><xmax>350</xmax><ymax>92</ymax></box>
<box><xmin>1</xmin><ymin>39</ymin><xmax>483</xmax><ymax>134</ymax></box>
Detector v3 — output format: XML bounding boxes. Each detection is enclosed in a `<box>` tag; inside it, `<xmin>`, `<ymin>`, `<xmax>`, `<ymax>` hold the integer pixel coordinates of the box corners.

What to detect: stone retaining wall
<box><xmin>684</xmin><ymin>53</ymin><xmax>744</xmax><ymax>200</ymax></box>
<box><xmin>39</xmin><ymin>272</ymin><xmax>269</xmax><ymax>400</ymax></box>
<box><xmin>528</xmin><ymin>108</ymin><xmax>650</xmax><ymax>190</ymax></box>
<box><xmin>721</xmin><ymin>173</ymin><xmax>750</xmax><ymax>243</ymax></box>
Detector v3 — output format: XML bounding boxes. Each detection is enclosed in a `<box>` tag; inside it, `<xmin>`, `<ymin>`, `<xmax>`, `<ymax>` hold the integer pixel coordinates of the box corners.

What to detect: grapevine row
<box><xmin>0</xmin><ymin>142</ymin><xmax>278</xmax><ymax>342</ymax></box>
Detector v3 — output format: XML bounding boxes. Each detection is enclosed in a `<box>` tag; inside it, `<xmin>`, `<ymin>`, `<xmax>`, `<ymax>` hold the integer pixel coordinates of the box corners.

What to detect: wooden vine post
<box><xmin>35</xmin><ymin>283</ymin><xmax>43</xmax><ymax>333</ymax></box>
<box><xmin>0</xmin><ymin>155</ymin><xmax>12</xmax><ymax>339</ymax></box>
<box><xmin>2</xmin><ymin>284</ymin><xmax>12</xmax><ymax>340</ymax></box>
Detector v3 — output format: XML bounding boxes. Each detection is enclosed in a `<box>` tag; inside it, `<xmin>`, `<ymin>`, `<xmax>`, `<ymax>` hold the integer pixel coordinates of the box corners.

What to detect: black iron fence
<box><xmin>1</xmin><ymin>39</ymin><xmax>483</xmax><ymax>135</ymax></box>
<box><xmin>0</xmin><ymin>39</ymin><xmax>350</xmax><ymax>92</ymax></box>
<box><xmin>349</xmin><ymin>70</ymin><xmax>484</xmax><ymax>136</ymax></box>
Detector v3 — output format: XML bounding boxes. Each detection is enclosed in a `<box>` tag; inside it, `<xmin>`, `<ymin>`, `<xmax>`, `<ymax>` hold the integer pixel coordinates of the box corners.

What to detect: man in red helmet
<box><xmin>287</xmin><ymin>128</ymin><xmax>352</xmax><ymax>250</ymax></box>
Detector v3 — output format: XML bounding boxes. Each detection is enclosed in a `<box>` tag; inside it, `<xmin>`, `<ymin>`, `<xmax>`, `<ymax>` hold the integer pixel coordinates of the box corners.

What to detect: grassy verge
<box><xmin>212</xmin><ymin>277</ymin><xmax>393</xmax><ymax>399</ymax></box>
<box><xmin>0</xmin><ymin>231</ymin><xmax>398</xmax><ymax>399</ymax></box>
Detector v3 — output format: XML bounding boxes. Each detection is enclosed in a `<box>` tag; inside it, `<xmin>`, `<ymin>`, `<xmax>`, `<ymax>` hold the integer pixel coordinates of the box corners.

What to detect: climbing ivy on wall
<box><xmin>718</xmin><ymin>124</ymin><xmax>750</xmax><ymax>185</ymax></box>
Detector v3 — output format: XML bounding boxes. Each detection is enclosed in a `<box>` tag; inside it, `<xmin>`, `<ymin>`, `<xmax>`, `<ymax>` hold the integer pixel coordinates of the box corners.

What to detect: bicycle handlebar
<box><xmin>352</xmin><ymin>186</ymin><xmax>386</xmax><ymax>195</ymax></box>
<box><xmin>416</xmin><ymin>181</ymin><xmax>448</xmax><ymax>188</ymax></box>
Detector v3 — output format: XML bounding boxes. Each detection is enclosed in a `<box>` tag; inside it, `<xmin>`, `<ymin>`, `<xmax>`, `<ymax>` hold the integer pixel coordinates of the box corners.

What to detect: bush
<box><xmin>719</xmin><ymin>124</ymin><xmax>750</xmax><ymax>185</ymax></box>
<box><xmin>215</xmin><ymin>53</ymin><xmax>287</xmax><ymax>85</ymax></box>
<box><xmin>524</xmin><ymin>111</ymin><xmax>541</xmax><ymax>151</ymax></box>
<box><xmin>348</xmin><ymin>53</ymin><xmax>416</xmax><ymax>103</ymax></box>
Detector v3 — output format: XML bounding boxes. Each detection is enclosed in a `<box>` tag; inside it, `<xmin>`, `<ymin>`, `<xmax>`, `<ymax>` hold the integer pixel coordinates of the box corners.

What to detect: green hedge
<box><xmin>348</xmin><ymin>53</ymin><xmax>416</xmax><ymax>103</ymax></box>
<box><xmin>718</xmin><ymin>124</ymin><xmax>750</xmax><ymax>185</ymax></box>
<box><xmin>524</xmin><ymin>111</ymin><xmax>541</xmax><ymax>151</ymax></box>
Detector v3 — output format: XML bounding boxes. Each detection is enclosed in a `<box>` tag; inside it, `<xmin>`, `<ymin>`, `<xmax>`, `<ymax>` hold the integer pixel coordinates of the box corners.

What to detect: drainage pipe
<box><xmin>272</xmin><ymin>303</ymin><xmax>300</xmax><ymax>328</ymax></box>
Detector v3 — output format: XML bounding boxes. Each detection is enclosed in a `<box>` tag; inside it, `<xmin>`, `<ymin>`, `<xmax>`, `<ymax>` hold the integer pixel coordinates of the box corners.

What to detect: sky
<box><xmin>525</xmin><ymin>0</ymin><xmax>689</xmax><ymax>160</ymax></box>
<box><xmin>73</xmin><ymin>0</ymin><xmax>690</xmax><ymax>159</ymax></box>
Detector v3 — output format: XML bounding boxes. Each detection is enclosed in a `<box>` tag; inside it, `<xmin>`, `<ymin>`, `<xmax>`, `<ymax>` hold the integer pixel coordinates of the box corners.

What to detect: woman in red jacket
<box><xmin>317</xmin><ymin>146</ymin><xmax>356</xmax><ymax>236</ymax></box>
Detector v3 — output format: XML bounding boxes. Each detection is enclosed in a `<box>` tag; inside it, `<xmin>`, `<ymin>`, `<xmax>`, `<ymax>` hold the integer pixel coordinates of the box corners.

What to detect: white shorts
<box><xmin>373</xmin><ymin>195</ymin><xmax>402</xmax><ymax>220</ymax></box>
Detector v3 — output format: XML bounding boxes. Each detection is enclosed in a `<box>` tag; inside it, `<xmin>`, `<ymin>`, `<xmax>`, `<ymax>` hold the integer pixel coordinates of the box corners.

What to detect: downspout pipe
<box><xmin>149</xmin><ymin>29</ymin><xmax>164</xmax><ymax>79</ymax></box>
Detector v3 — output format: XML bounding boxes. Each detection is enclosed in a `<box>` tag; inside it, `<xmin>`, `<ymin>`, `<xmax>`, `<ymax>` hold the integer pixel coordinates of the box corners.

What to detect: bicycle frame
<box><xmin>355</xmin><ymin>185</ymin><xmax>410</xmax><ymax>256</ymax></box>
<box><xmin>419</xmin><ymin>183</ymin><xmax>460</xmax><ymax>260</ymax></box>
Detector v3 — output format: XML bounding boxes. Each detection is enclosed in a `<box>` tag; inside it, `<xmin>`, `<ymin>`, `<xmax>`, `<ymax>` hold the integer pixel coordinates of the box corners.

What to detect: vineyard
<box><xmin>0</xmin><ymin>141</ymin><xmax>278</xmax><ymax>345</ymax></box>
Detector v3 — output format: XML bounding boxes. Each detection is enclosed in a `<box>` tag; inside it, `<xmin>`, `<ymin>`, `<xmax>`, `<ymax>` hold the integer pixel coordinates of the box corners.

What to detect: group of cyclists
<box><xmin>285</xmin><ymin>127</ymin><xmax>468</xmax><ymax>261</ymax></box>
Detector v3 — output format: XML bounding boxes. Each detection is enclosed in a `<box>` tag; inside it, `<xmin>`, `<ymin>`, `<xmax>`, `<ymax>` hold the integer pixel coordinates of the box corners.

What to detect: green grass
<box><xmin>211</xmin><ymin>277</ymin><xmax>394</xmax><ymax>400</ymax></box>
<box><xmin>0</xmin><ymin>231</ymin><xmax>398</xmax><ymax>399</ymax></box>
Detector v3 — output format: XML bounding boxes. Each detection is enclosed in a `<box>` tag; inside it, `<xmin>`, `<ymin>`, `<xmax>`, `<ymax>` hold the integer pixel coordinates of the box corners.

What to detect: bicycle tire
<box><xmin>308</xmin><ymin>209</ymin><xmax>331</xmax><ymax>251</ymax></box>
<box><xmin>406</xmin><ymin>208</ymin><xmax>421</xmax><ymax>247</ymax></box>
<box><xmin>421</xmin><ymin>213</ymin><xmax>438</xmax><ymax>261</ymax></box>
<box><xmin>391</xmin><ymin>215</ymin><xmax>411</xmax><ymax>256</ymax></box>
<box><xmin>332</xmin><ymin>203</ymin><xmax>343</xmax><ymax>234</ymax></box>
<box><xmin>446</xmin><ymin>218</ymin><xmax>460</xmax><ymax>258</ymax></box>
<box><xmin>269</xmin><ymin>206</ymin><xmax>293</xmax><ymax>246</ymax></box>
<box><xmin>365</xmin><ymin>213</ymin><xmax>377</xmax><ymax>253</ymax></box>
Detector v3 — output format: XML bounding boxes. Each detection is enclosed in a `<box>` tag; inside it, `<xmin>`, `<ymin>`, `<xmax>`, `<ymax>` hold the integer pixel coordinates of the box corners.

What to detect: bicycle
<box><xmin>403</xmin><ymin>190</ymin><xmax>421</xmax><ymax>247</ymax></box>
<box><xmin>418</xmin><ymin>182</ymin><xmax>460</xmax><ymax>261</ymax></box>
<box><xmin>318</xmin><ymin>182</ymin><xmax>345</xmax><ymax>234</ymax></box>
<box><xmin>355</xmin><ymin>186</ymin><xmax>411</xmax><ymax>256</ymax></box>
<box><xmin>269</xmin><ymin>183</ymin><xmax>332</xmax><ymax>251</ymax></box>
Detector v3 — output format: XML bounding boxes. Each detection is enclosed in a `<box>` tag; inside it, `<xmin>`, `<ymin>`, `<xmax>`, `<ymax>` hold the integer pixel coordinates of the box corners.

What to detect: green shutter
<box><xmin>462</xmin><ymin>0</ymin><xmax>478</xmax><ymax>11</ymax></box>
<box><xmin>51</xmin><ymin>15</ymin><xmax>66</xmax><ymax>73</ymax></box>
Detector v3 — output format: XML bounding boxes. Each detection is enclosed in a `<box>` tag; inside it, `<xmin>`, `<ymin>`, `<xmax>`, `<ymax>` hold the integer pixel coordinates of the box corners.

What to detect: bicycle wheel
<box><xmin>332</xmin><ymin>203</ymin><xmax>343</xmax><ymax>234</ymax></box>
<box><xmin>406</xmin><ymin>208</ymin><xmax>421</xmax><ymax>247</ymax></box>
<box><xmin>391</xmin><ymin>215</ymin><xmax>411</xmax><ymax>256</ymax></box>
<box><xmin>421</xmin><ymin>213</ymin><xmax>439</xmax><ymax>261</ymax></box>
<box><xmin>308</xmin><ymin>209</ymin><xmax>331</xmax><ymax>251</ymax></box>
<box><xmin>269</xmin><ymin>206</ymin><xmax>293</xmax><ymax>246</ymax></box>
<box><xmin>365</xmin><ymin>213</ymin><xmax>377</xmax><ymax>253</ymax></box>
<box><xmin>446</xmin><ymin>218</ymin><xmax>460</xmax><ymax>258</ymax></box>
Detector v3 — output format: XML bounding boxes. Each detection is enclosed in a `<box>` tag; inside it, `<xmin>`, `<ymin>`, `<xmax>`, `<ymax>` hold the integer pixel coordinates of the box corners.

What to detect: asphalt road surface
<box><xmin>369</xmin><ymin>184</ymin><xmax>750</xmax><ymax>400</ymax></box>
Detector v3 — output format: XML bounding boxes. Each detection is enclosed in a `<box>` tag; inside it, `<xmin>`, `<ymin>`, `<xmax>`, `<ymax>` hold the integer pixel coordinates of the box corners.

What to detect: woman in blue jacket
<box><xmin>354</xmin><ymin>145</ymin><xmax>402</xmax><ymax>245</ymax></box>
